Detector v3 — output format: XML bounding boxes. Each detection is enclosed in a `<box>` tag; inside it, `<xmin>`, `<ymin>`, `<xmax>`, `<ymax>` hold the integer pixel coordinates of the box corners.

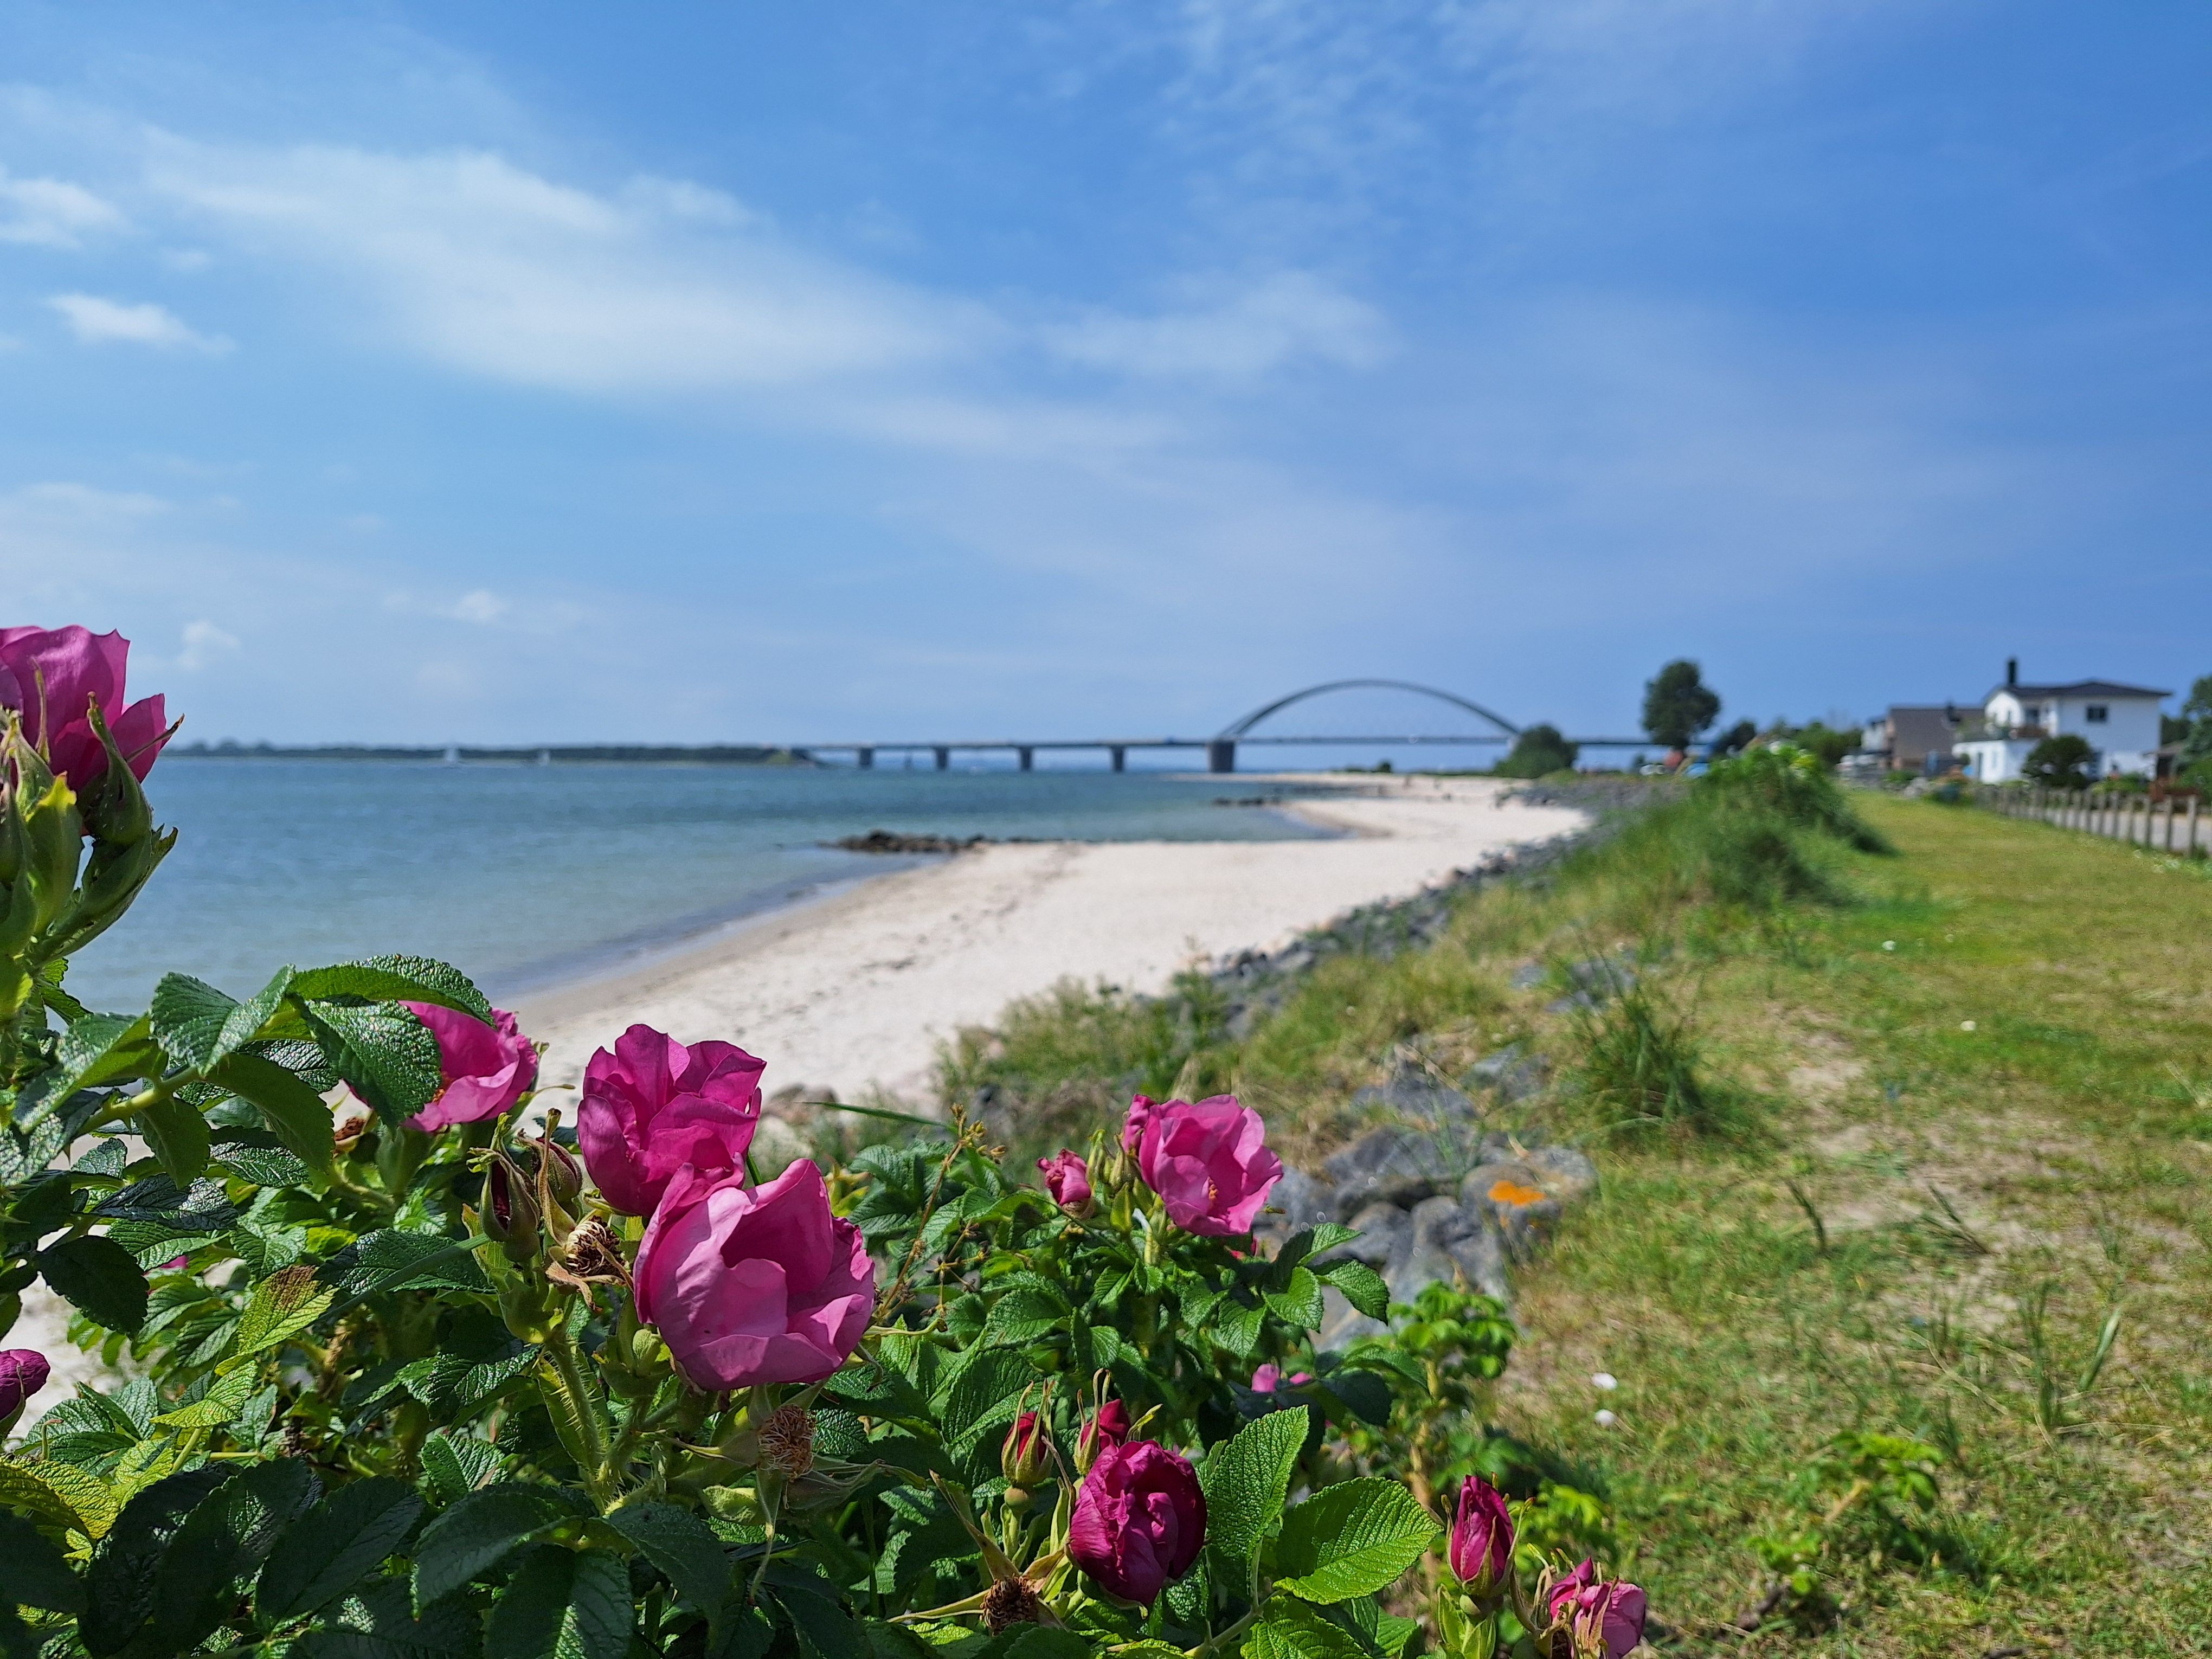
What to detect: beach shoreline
<box><xmin>517</xmin><ymin>773</ymin><xmax>1589</xmax><ymax>1107</ymax></box>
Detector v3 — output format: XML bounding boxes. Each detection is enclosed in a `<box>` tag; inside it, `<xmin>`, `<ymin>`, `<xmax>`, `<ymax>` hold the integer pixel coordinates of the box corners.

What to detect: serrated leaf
<box><xmin>1263</xmin><ymin>1266</ymin><xmax>1325</xmax><ymax>1330</ymax></box>
<box><xmin>979</xmin><ymin>1286</ymin><xmax>1066</xmax><ymax>1349</ymax></box>
<box><xmin>39</xmin><ymin>1234</ymin><xmax>149</xmax><ymax>1333</ymax></box>
<box><xmin>213</xmin><ymin>1135</ymin><xmax>314</xmax><ymax>1189</ymax></box>
<box><xmin>1275</xmin><ymin>1224</ymin><xmax>1360</xmax><ymax>1272</ymax></box>
<box><xmin>138</xmin><ymin>1095</ymin><xmax>212</xmax><ymax>1185</ymax></box>
<box><xmin>0</xmin><ymin>1510</ymin><xmax>84</xmax><ymax>1613</ymax></box>
<box><xmin>153</xmin><ymin>1458</ymin><xmax>319</xmax><ymax>1654</ymax></box>
<box><xmin>15</xmin><ymin>1013</ymin><xmax>158</xmax><ymax>1130</ymax></box>
<box><xmin>486</xmin><ymin>1544</ymin><xmax>631</xmax><ymax>1659</ymax></box>
<box><xmin>1202</xmin><ymin>1407</ymin><xmax>1307</xmax><ymax>1586</ymax></box>
<box><xmin>257</xmin><ymin>1477</ymin><xmax>425</xmax><ymax>1623</ymax></box>
<box><xmin>1316</xmin><ymin>1259</ymin><xmax>1390</xmax><ymax>1322</ymax></box>
<box><xmin>1212</xmin><ymin>1297</ymin><xmax>1266</xmax><ymax>1359</ymax></box>
<box><xmin>299</xmin><ymin>1574</ymin><xmax>478</xmax><ymax>1657</ymax></box>
<box><xmin>80</xmin><ymin>1467</ymin><xmax>230</xmax><ymax>1656</ymax></box>
<box><xmin>218</xmin><ymin>967</ymin><xmax>297</xmax><ymax>1064</ymax></box>
<box><xmin>773</xmin><ymin>1582</ymin><xmax>867</xmax><ymax>1659</ymax></box>
<box><xmin>420</xmin><ymin>1433</ymin><xmax>502</xmax><ymax>1507</ymax></box>
<box><xmin>290</xmin><ymin>956</ymin><xmax>492</xmax><ymax>1023</ymax></box>
<box><xmin>153</xmin><ymin>1365</ymin><xmax>261</xmax><ymax>1430</ymax></box>
<box><xmin>327</xmin><ymin>1229</ymin><xmax>492</xmax><ymax>1298</ymax></box>
<box><xmin>1273</xmin><ymin>1478</ymin><xmax>1441</xmax><ymax>1603</ymax></box>
<box><xmin>150</xmin><ymin>974</ymin><xmax>241</xmax><ymax>1072</ymax></box>
<box><xmin>607</xmin><ymin>1502</ymin><xmax>732</xmax><ymax>1625</ymax></box>
<box><xmin>0</xmin><ymin>1453</ymin><xmax>119</xmax><ymax>1539</ymax></box>
<box><xmin>1245</xmin><ymin>1597</ymin><xmax>1371</xmax><ymax>1659</ymax></box>
<box><xmin>228</xmin><ymin>1264</ymin><xmax>337</xmax><ymax>1368</ymax></box>
<box><xmin>208</xmin><ymin>1051</ymin><xmax>338</xmax><ymax>1173</ymax></box>
<box><xmin>298</xmin><ymin>1001</ymin><xmax>441</xmax><ymax>1118</ymax></box>
<box><xmin>935</xmin><ymin>1347</ymin><xmax>1042</xmax><ymax>1458</ymax></box>
<box><xmin>411</xmin><ymin>1483</ymin><xmax>570</xmax><ymax>1610</ymax></box>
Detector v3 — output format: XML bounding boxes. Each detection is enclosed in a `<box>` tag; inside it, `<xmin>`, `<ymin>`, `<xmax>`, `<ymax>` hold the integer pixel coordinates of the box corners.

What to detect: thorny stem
<box><xmin>543</xmin><ymin>1319</ymin><xmax>614</xmax><ymax>1507</ymax></box>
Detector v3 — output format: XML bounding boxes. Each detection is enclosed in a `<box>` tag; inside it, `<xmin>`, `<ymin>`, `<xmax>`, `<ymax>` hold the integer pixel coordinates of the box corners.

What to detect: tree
<box><xmin>2181</xmin><ymin>673</ymin><xmax>2212</xmax><ymax>767</ymax></box>
<box><xmin>2025</xmin><ymin>734</ymin><xmax>2095</xmax><ymax>789</ymax></box>
<box><xmin>1789</xmin><ymin>722</ymin><xmax>1859</xmax><ymax>768</ymax></box>
<box><xmin>1642</xmin><ymin>660</ymin><xmax>1721</xmax><ymax>749</ymax></box>
<box><xmin>1494</xmin><ymin>723</ymin><xmax>1579</xmax><ymax>778</ymax></box>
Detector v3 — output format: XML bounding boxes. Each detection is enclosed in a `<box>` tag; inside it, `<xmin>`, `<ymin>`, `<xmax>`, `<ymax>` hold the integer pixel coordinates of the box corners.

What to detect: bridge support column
<box><xmin>1207</xmin><ymin>740</ymin><xmax>1236</xmax><ymax>774</ymax></box>
<box><xmin>1018</xmin><ymin>746</ymin><xmax>1034</xmax><ymax>772</ymax></box>
<box><xmin>1109</xmin><ymin>745</ymin><xmax>1126</xmax><ymax>773</ymax></box>
<box><xmin>934</xmin><ymin>747</ymin><xmax>950</xmax><ymax>770</ymax></box>
<box><xmin>857</xmin><ymin>747</ymin><xmax>874</xmax><ymax>770</ymax></box>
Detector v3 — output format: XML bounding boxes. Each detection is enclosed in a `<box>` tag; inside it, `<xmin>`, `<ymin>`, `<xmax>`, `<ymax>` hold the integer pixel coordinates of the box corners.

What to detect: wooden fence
<box><xmin>1986</xmin><ymin>786</ymin><xmax>2204</xmax><ymax>854</ymax></box>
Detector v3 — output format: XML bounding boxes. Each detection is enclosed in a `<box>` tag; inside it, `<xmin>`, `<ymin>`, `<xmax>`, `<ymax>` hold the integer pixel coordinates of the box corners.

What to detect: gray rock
<box><xmin>1460</xmin><ymin>1161</ymin><xmax>1566</xmax><ymax>1260</ymax></box>
<box><xmin>1546</xmin><ymin>955</ymin><xmax>1637</xmax><ymax>1013</ymax></box>
<box><xmin>1253</xmin><ymin>1167</ymin><xmax>1337</xmax><ymax>1247</ymax></box>
<box><xmin>1525</xmin><ymin>1143</ymin><xmax>1599</xmax><ymax>1203</ymax></box>
<box><xmin>1348</xmin><ymin>1061</ymin><xmax>1480</xmax><ymax>1129</ymax></box>
<box><xmin>1446</xmin><ymin>1216</ymin><xmax>1512</xmax><ymax>1303</ymax></box>
<box><xmin>1386</xmin><ymin>1194</ymin><xmax>1479</xmax><ymax>1307</ymax></box>
<box><xmin>1323</xmin><ymin>1127</ymin><xmax>1467</xmax><ymax>1215</ymax></box>
<box><xmin>1509</xmin><ymin>962</ymin><xmax>1547</xmax><ymax>991</ymax></box>
<box><xmin>1469</xmin><ymin>1045</ymin><xmax>1549</xmax><ymax>1103</ymax></box>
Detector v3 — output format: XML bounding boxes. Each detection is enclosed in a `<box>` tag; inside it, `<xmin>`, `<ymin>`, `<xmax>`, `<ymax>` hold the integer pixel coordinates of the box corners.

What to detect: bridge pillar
<box><xmin>1110</xmin><ymin>745</ymin><xmax>1126</xmax><ymax>773</ymax></box>
<box><xmin>1018</xmin><ymin>746</ymin><xmax>1034</xmax><ymax>772</ymax></box>
<box><xmin>934</xmin><ymin>747</ymin><xmax>950</xmax><ymax>770</ymax></box>
<box><xmin>857</xmin><ymin>747</ymin><xmax>874</xmax><ymax>770</ymax></box>
<box><xmin>1207</xmin><ymin>740</ymin><xmax>1236</xmax><ymax>774</ymax></box>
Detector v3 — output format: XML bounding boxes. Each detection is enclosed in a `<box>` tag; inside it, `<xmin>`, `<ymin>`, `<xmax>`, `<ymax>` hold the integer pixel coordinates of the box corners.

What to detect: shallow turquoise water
<box><xmin>65</xmin><ymin>760</ymin><xmax>1328</xmax><ymax>1012</ymax></box>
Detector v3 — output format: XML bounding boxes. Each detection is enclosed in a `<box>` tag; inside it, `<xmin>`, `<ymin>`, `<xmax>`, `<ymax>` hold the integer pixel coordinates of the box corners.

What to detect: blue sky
<box><xmin>2</xmin><ymin>2</ymin><xmax>2208</xmax><ymax>754</ymax></box>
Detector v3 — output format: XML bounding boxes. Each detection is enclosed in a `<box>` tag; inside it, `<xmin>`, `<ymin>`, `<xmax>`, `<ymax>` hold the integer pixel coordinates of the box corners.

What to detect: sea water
<box><xmin>64</xmin><ymin>760</ymin><xmax>1330</xmax><ymax>1012</ymax></box>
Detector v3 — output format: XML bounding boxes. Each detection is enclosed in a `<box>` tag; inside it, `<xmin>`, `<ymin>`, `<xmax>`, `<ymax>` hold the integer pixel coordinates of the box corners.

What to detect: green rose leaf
<box><xmin>257</xmin><ymin>1476</ymin><xmax>425</xmax><ymax>1624</ymax></box>
<box><xmin>80</xmin><ymin>1467</ymin><xmax>230</xmax><ymax>1657</ymax></box>
<box><xmin>0</xmin><ymin>1510</ymin><xmax>86</xmax><ymax>1613</ymax></box>
<box><xmin>138</xmin><ymin>1095</ymin><xmax>211</xmax><ymax>1186</ymax></box>
<box><xmin>1263</xmin><ymin>1265</ymin><xmax>1326</xmax><ymax>1330</ymax></box>
<box><xmin>607</xmin><ymin>1502</ymin><xmax>733</xmax><ymax>1628</ymax></box>
<box><xmin>39</xmin><ymin>1233</ymin><xmax>150</xmax><ymax>1334</ymax></box>
<box><xmin>207</xmin><ymin>1052</ymin><xmax>339</xmax><ymax>1173</ymax></box>
<box><xmin>1245</xmin><ymin>1596</ymin><xmax>1371</xmax><ymax>1659</ymax></box>
<box><xmin>1202</xmin><ymin>1407</ymin><xmax>1308</xmax><ymax>1586</ymax></box>
<box><xmin>15</xmin><ymin>1012</ymin><xmax>158</xmax><ymax>1130</ymax></box>
<box><xmin>1272</xmin><ymin>1478</ymin><xmax>1441</xmax><ymax>1604</ymax></box>
<box><xmin>411</xmin><ymin>1483</ymin><xmax>572</xmax><ymax>1611</ymax></box>
<box><xmin>153</xmin><ymin>1459</ymin><xmax>319</xmax><ymax>1654</ymax></box>
<box><xmin>486</xmin><ymin>1545</ymin><xmax>632</xmax><ymax>1659</ymax></box>
<box><xmin>290</xmin><ymin>955</ymin><xmax>492</xmax><ymax>1023</ymax></box>
<box><xmin>1315</xmin><ymin>1259</ymin><xmax>1390</xmax><ymax>1322</ymax></box>
<box><xmin>298</xmin><ymin>1001</ymin><xmax>441</xmax><ymax>1118</ymax></box>
<box><xmin>149</xmin><ymin>973</ymin><xmax>241</xmax><ymax>1072</ymax></box>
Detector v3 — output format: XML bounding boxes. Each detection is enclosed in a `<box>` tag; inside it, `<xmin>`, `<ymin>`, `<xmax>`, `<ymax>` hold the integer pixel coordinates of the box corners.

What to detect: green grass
<box><xmin>934</xmin><ymin>786</ymin><xmax>2212</xmax><ymax>1655</ymax></box>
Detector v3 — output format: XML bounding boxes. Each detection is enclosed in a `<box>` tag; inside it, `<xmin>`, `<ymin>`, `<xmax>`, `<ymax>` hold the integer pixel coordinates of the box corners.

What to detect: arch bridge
<box><xmin>807</xmin><ymin>679</ymin><xmax>1643</xmax><ymax>773</ymax></box>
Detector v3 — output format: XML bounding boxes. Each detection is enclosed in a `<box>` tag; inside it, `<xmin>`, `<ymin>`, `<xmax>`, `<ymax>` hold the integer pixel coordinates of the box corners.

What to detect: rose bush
<box><xmin>0</xmin><ymin>626</ymin><xmax>1650</xmax><ymax>1659</ymax></box>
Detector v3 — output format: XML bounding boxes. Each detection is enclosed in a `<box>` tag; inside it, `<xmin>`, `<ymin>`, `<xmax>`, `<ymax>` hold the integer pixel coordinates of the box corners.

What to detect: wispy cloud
<box><xmin>1043</xmin><ymin>272</ymin><xmax>1391</xmax><ymax>379</ymax></box>
<box><xmin>47</xmin><ymin>293</ymin><xmax>230</xmax><ymax>351</ymax></box>
<box><xmin>0</xmin><ymin>168</ymin><xmax>124</xmax><ymax>246</ymax></box>
<box><xmin>175</xmin><ymin>618</ymin><xmax>239</xmax><ymax>670</ymax></box>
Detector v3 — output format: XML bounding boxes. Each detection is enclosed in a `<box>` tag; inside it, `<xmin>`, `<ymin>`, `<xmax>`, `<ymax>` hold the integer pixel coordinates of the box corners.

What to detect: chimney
<box><xmin>2006</xmin><ymin>657</ymin><xmax>2018</xmax><ymax>687</ymax></box>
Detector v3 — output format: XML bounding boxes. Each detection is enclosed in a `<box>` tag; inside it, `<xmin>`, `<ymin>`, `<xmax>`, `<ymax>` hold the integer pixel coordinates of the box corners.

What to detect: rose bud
<box><xmin>578</xmin><ymin>1024</ymin><xmax>763</xmax><ymax>1216</ymax></box>
<box><xmin>0</xmin><ymin>1348</ymin><xmax>50</xmax><ymax>1422</ymax></box>
<box><xmin>1037</xmin><ymin>1149</ymin><xmax>1093</xmax><ymax>1216</ymax></box>
<box><xmin>0</xmin><ymin>626</ymin><xmax>172</xmax><ymax>793</ymax></box>
<box><xmin>1547</xmin><ymin>1560</ymin><xmax>1647</xmax><ymax>1658</ymax></box>
<box><xmin>1068</xmin><ymin>1439</ymin><xmax>1206</xmax><ymax>1606</ymax></box>
<box><xmin>1122</xmin><ymin>1093</ymin><xmax>1283</xmax><ymax>1237</ymax></box>
<box><xmin>1075</xmin><ymin>1398</ymin><xmax>1130</xmax><ymax>1472</ymax></box>
<box><xmin>402</xmin><ymin>1004</ymin><xmax>538</xmax><ymax>1133</ymax></box>
<box><xmin>481</xmin><ymin>1155</ymin><xmax>540</xmax><ymax>1262</ymax></box>
<box><xmin>633</xmin><ymin>1159</ymin><xmax>874</xmax><ymax>1390</ymax></box>
<box><xmin>1001</xmin><ymin>1410</ymin><xmax>1051</xmax><ymax>1490</ymax></box>
<box><xmin>1448</xmin><ymin>1476</ymin><xmax>1513</xmax><ymax>1599</ymax></box>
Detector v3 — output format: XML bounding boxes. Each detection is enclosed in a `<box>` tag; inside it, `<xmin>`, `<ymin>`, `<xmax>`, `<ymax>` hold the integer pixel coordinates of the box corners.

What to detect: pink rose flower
<box><xmin>1037</xmin><ymin>1149</ymin><xmax>1093</xmax><ymax>1214</ymax></box>
<box><xmin>402</xmin><ymin>1003</ymin><xmax>538</xmax><ymax>1133</ymax></box>
<box><xmin>633</xmin><ymin>1159</ymin><xmax>874</xmax><ymax>1391</ymax></box>
<box><xmin>0</xmin><ymin>1349</ymin><xmax>50</xmax><ymax>1418</ymax></box>
<box><xmin>1547</xmin><ymin>1560</ymin><xmax>1647</xmax><ymax>1657</ymax></box>
<box><xmin>1449</xmin><ymin>1476</ymin><xmax>1514</xmax><ymax>1598</ymax></box>
<box><xmin>0</xmin><ymin>626</ymin><xmax>170</xmax><ymax>790</ymax></box>
<box><xmin>1076</xmin><ymin>1399</ymin><xmax>1131</xmax><ymax>1471</ymax></box>
<box><xmin>1068</xmin><ymin>1439</ymin><xmax>1206</xmax><ymax>1606</ymax></box>
<box><xmin>1122</xmin><ymin>1093</ymin><xmax>1283</xmax><ymax>1238</ymax></box>
<box><xmin>578</xmin><ymin>1024</ymin><xmax>764</xmax><ymax>1216</ymax></box>
<box><xmin>1250</xmin><ymin>1365</ymin><xmax>1313</xmax><ymax>1393</ymax></box>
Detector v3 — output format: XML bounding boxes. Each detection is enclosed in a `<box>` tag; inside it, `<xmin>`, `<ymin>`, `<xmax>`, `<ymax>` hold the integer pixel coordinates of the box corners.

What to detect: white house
<box><xmin>1954</xmin><ymin>663</ymin><xmax>2169</xmax><ymax>783</ymax></box>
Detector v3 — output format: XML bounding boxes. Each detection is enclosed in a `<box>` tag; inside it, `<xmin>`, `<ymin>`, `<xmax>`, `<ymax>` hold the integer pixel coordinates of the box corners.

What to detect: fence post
<box><xmin>2191</xmin><ymin>796</ymin><xmax>2202</xmax><ymax>855</ymax></box>
<box><xmin>2166</xmin><ymin>799</ymin><xmax>2178</xmax><ymax>853</ymax></box>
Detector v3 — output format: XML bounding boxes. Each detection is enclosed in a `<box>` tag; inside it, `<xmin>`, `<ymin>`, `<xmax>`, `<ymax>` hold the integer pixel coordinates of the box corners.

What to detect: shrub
<box><xmin>1495</xmin><ymin>724</ymin><xmax>1579</xmax><ymax>779</ymax></box>
<box><xmin>2024</xmin><ymin>734</ymin><xmax>2094</xmax><ymax>789</ymax></box>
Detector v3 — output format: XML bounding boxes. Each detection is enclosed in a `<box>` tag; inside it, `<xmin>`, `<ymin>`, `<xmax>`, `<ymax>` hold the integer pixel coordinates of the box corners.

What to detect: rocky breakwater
<box><xmin>1255</xmin><ymin>1057</ymin><xmax>1597</xmax><ymax>1348</ymax></box>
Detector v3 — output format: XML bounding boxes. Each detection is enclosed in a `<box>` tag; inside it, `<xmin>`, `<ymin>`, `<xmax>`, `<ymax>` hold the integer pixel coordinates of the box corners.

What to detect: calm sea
<box><xmin>65</xmin><ymin>760</ymin><xmax>1329</xmax><ymax>1013</ymax></box>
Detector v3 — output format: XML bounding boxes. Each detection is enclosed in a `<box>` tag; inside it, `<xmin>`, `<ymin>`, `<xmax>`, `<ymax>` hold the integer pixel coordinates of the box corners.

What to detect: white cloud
<box><xmin>1043</xmin><ymin>272</ymin><xmax>1391</xmax><ymax>379</ymax></box>
<box><xmin>47</xmin><ymin>294</ymin><xmax>230</xmax><ymax>352</ymax></box>
<box><xmin>0</xmin><ymin>168</ymin><xmax>124</xmax><ymax>246</ymax></box>
<box><xmin>147</xmin><ymin>142</ymin><xmax>988</xmax><ymax>394</ymax></box>
<box><xmin>176</xmin><ymin>619</ymin><xmax>239</xmax><ymax>670</ymax></box>
<box><xmin>446</xmin><ymin>589</ymin><xmax>506</xmax><ymax>625</ymax></box>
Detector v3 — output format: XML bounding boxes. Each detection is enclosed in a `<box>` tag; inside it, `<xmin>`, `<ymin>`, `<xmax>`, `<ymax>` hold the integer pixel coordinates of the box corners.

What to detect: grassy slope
<box><xmin>940</xmin><ymin>794</ymin><xmax>2212</xmax><ymax>1656</ymax></box>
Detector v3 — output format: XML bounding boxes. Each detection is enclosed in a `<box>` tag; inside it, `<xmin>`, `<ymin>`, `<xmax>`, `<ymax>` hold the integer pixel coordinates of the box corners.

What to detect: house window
<box><xmin>2086</xmin><ymin>704</ymin><xmax>2108</xmax><ymax>723</ymax></box>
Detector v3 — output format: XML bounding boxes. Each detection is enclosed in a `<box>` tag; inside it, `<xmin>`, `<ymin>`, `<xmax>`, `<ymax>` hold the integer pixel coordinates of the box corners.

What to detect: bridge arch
<box><xmin>1217</xmin><ymin>678</ymin><xmax>1522</xmax><ymax>741</ymax></box>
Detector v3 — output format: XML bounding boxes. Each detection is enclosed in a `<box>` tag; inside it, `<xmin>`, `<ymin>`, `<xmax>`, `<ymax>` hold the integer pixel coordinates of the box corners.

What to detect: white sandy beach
<box><xmin>518</xmin><ymin>774</ymin><xmax>1587</xmax><ymax>1106</ymax></box>
<box><xmin>16</xmin><ymin>773</ymin><xmax>1583</xmax><ymax>1423</ymax></box>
